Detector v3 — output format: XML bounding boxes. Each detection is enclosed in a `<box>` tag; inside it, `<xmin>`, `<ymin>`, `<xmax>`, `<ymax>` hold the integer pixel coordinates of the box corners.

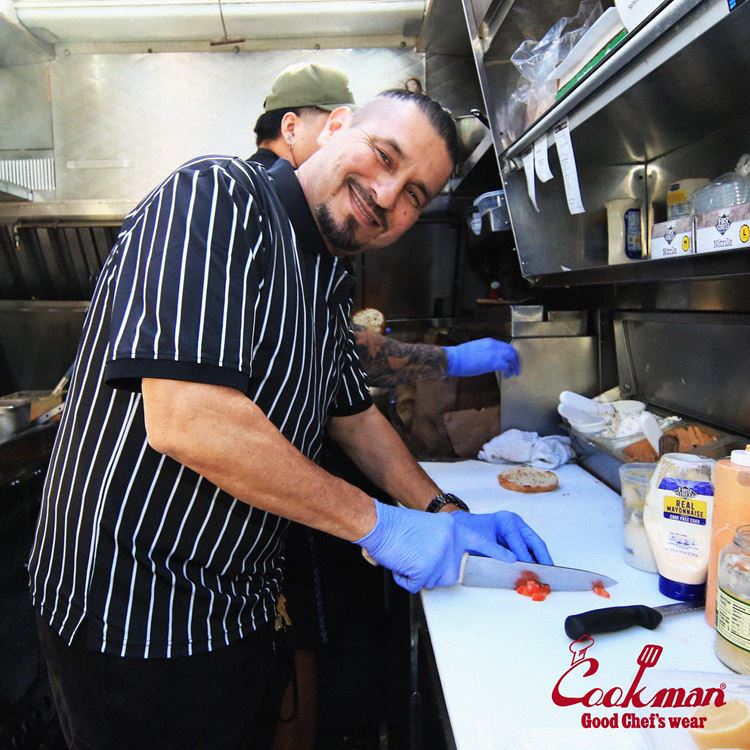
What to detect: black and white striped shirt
<box><xmin>29</xmin><ymin>157</ymin><xmax>372</xmax><ymax>659</ymax></box>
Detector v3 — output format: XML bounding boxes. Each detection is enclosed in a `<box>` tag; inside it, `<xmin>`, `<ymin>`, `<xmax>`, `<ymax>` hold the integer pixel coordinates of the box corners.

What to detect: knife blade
<box><xmin>564</xmin><ymin>600</ymin><xmax>705</xmax><ymax>640</ymax></box>
<box><xmin>459</xmin><ymin>554</ymin><xmax>617</xmax><ymax>592</ymax></box>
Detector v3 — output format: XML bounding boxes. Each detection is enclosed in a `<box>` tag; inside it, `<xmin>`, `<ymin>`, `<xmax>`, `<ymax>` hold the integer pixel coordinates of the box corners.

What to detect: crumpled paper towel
<box><xmin>478</xmin><ymin>428</ymin><xmax>576</xmax><ymax>469</ymax></box>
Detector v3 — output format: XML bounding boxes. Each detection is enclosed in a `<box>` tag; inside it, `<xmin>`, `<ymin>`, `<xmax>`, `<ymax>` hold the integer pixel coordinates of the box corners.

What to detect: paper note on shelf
<box><xmin>533</xmin><ymin>136</ymin><xmax>554</xmax><ymax>183</ymax></box>
<box><xmin>522</xmin><ymin>148</ymin><xmax>540</xmax><ymax>212</ymax></box>
<box><xmin>614</xmin><ymin>0</ymin><xmax>663</xmax><ymax>31</ymax></box>
<box><xmin>553</xmin><ymin>119</ymin><xmax>585</xmax><ymax>215</ymax></box>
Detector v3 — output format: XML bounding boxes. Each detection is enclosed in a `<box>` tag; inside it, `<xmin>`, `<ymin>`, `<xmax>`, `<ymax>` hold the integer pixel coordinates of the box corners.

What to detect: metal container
<box><xmin>0</xmin><ymin>398</ymin><xmax>31</xmax><ymax>442</ymax></box>
<box><xmin>454</xmin><ymin>114</ymin><xmax>487</xmax><ymax>162</ymax></box>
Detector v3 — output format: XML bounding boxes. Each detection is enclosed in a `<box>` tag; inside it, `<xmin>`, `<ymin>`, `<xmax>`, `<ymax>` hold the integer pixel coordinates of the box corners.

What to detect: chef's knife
<box><xmin>564</xmin><ymin>600</ymin><xmax>705</xmax><ymax>640</ymax></box>
<box><xmin>459</xmin><ymin>554</ymin><xmax>617</xmax><ymax>592</ymax></box>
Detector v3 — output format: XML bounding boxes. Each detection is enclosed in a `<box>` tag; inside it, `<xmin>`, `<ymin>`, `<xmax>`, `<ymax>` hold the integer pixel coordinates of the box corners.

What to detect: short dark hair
<box><xmin>375</xmin><ymin>89</ymin><xmax>459</xmax><ymax>167</ymax></box>
<box><xmin>253</xmin><ymin>106</ymin><xmax>326</xmax><ymax>146</ymax></box>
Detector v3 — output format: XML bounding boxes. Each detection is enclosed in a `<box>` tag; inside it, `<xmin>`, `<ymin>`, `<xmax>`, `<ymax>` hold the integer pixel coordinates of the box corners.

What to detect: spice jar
<box><xmin>715</xmin><ymin>525</ymin><xmax>750</xmax><ymax>674</ymax></box>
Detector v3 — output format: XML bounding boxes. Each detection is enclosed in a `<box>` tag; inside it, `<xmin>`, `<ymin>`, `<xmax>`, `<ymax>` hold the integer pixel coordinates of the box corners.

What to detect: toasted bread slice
<box><xmin>498</xmin><ymin>467</ymin><xmax>558</xmax><ymax>493</ymax></box>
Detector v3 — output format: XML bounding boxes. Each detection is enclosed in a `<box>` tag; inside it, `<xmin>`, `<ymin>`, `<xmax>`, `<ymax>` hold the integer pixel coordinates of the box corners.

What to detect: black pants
<box><xmin>37</xmin><ymin>614</ymin><xmax>290</xmax><ymax>750</ymax></box>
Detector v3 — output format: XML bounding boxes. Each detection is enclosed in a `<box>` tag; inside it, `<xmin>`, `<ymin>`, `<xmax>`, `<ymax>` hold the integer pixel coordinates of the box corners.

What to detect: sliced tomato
<box><xmin>515</xmin><ymin>577</ymin><xmax>551</xmax><ymax>601</ymax></box>
<box><xmin>592</xmin><ymin>581</ymin><xmax>611</xmax><ymax>599</ymax></box>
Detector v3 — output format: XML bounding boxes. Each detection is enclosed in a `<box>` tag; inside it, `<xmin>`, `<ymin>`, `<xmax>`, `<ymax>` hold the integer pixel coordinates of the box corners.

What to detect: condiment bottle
<box><xmin>714</xmin><ymin>525</ymin><xmax>750</xmax><ymax>673</ymax></box>
<box><xmin>643</xmin><ymin>453</ymin><xmax>716</xmax><ymax>601</ymax></box>
<box><xmin>706</xmin><ymin>445</ymin><xmax>750</xmax><ymax>626</ymax></box>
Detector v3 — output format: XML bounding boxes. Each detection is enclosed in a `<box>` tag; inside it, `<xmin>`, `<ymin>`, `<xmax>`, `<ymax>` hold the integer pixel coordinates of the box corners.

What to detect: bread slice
<box><xmin>498</xmin><ymin>467</ymin><xmax>558</xmax><ymax>493</ymax></box>
<box><xmin>352</xmin><ymin>308</ymin><xmax>385</xmax><ymax>334</ymax></box>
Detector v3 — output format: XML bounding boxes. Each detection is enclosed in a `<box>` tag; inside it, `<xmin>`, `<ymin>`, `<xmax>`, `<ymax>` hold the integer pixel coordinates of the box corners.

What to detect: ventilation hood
<box><xmin>14</xmin><ymin>0</ymin><xmax>425</xmax><ymax>45</ymax></box>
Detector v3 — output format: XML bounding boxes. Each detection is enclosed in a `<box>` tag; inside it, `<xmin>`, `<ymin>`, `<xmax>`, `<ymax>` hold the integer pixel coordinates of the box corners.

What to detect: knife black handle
<box><xmin>565</xmin><ymin>605</ymin><xmax>663</xmax><ymax>640</ymax></box>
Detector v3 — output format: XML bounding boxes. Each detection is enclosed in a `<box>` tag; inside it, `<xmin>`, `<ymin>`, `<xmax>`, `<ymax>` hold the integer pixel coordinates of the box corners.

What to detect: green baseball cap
<box><xmin>263</xmin><ymin>63</ymin><xmax>355</xmax><ymax>112</ymax></box>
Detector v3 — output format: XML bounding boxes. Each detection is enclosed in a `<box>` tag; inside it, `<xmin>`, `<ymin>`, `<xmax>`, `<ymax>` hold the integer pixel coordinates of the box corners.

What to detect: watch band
<box><xmin>425</xmin><ymin>492</ymin><xmax>469</xmax><ymax>513</ymax></box>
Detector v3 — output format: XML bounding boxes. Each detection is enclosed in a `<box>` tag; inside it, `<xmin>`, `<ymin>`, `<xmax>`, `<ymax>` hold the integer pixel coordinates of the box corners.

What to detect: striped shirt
<box><xmin>29</xmin><ymin>157</ymin><xmax>372</xmax><ymax>659</ymax></box>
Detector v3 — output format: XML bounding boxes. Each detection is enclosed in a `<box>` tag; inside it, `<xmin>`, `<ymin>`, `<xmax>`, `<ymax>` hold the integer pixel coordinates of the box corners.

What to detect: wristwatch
<box><xmin>425</xmin><ymin>492</ymin><xmax>469</xmax><ymax>513</ymax></box>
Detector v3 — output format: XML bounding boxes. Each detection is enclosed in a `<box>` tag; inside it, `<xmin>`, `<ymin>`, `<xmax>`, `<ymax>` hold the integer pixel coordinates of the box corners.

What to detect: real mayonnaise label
<box><xmin>659</xmin><ymin>478</ymin><xmax>713</xmax><ymax>526</ymax></box>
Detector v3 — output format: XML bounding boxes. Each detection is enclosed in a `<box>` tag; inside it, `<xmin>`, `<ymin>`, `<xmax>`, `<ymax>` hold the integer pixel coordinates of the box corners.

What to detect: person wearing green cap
<box><xmin>249</xmin><ymin>62</ymin><xmax>356</xmax><ymax>170</ymax></box>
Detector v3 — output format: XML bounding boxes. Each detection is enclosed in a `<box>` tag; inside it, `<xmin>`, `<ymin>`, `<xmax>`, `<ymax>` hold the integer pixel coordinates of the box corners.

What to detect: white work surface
<box><xmin>418</xmin><ymin>460</ymin><xmax>736</xmax><ymax>750</ymax></box>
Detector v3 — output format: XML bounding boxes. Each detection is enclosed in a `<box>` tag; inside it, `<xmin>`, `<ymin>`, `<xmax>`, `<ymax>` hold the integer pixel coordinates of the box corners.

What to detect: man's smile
<box><xmin>347</xmin><ymin>179</ymin><xmax>385</xmax><ymax>230</ymax></box>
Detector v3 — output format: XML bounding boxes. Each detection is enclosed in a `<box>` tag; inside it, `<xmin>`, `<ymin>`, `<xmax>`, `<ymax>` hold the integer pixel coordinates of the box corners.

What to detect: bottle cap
<box><xmin>730</xmin><ymin>445</ymin><xmax>750</xmax><ymax>467</ymax></box>
<box><xmin>658</xmin><ymin>575</ymin><xmax>705</xmax><ymax>601</ymax></box>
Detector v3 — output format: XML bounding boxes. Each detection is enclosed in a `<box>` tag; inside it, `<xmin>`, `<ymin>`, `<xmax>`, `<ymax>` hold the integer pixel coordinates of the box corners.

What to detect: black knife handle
<box><xmin>565</xmin><ymin>605</ymin><xmax>663</xmax><ymax>640</ymax></box>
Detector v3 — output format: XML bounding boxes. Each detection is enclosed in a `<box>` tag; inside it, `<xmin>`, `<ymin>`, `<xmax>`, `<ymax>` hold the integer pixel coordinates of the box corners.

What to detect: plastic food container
<box><xmin>619</xmin><ymin>462</ymin><xmax>658</xmax><ymax>573</ymax></box>
<box><xmin>620</xmin><ymin>422</ymin><xmax>745</xmax><ymax>464</ymax></box>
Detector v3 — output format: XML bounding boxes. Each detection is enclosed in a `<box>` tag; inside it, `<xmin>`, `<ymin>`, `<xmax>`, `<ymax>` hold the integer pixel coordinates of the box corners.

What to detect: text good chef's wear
<box><xmin>28</xmin><ymin>157</ymin><xmax>372</xmax><ymax>659</ymax></box>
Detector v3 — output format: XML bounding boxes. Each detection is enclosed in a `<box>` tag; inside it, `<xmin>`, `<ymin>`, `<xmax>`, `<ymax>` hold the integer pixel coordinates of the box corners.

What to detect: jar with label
<box><xmin>715</xmin><ymin>525</ymin><xmax>750</xmax><ymax>674</ymax></box>
<box><xmin>606</xmin><ymin>198</ymin><xmax>643</xmax><ymax>263</ymax></box>
<box><xmin>643</xmin><ymin>453</ymin><xmax>716</xmax><ymax>601</ymax></box>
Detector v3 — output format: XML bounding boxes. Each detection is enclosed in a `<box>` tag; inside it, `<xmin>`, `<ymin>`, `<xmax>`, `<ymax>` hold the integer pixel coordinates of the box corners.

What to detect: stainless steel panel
<box><xmin>0</xmin><ymin>300</ymin><xmax>88</xmax><ymax>392</ymax></box>
<box><xmin>0</xmin><ymin>62</ymin><xmax>53</xmax><ymax>150</ymax></box>
<box><xmin>504</xmin><ymin>162</ymin><xmax>646</xmax><ymax>276</ymax></box>
<box><xmin>500</xmin><ymin>335</ymin><xmax>598</xmax><ymax>435</ymax></box>
<box><xmin>614</xmin><ymin>311</ymin><xmax>750</xmax><ymax>436</ymax></box>
<box><xmin>40</xmin><ymin>48</ymin><xmax>422</xmax><ymax>206</ymax></box>
<box><xmin>361</xmin><ymin>223</ymin><xmax>458</xmax><ymax>318</ymax></box>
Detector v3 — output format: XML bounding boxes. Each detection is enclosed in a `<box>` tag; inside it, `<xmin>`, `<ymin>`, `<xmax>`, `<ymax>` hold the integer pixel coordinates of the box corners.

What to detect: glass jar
<box><xmin>715</xmin><ymin>525</ymin><xmax>750</xmax><ymax>674</ymax></box>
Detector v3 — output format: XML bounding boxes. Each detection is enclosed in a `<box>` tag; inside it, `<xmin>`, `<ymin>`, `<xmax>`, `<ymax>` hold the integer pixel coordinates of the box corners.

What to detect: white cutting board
<box><xmin>418</xmin><ymin>460</ymin><xmax>730</xmax><ymax>750</ymax></box>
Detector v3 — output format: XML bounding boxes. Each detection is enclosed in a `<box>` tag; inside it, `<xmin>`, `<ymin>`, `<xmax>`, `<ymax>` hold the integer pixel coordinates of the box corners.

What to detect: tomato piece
<box><xmin>592</xmin><ymin>581</ymin><xmax>611</xmax><ymax>599</ymax></box>
<box><xmin>515</xmin><ymin>576</ymin><xmax>551</xmax><ymax>600</ymax></box>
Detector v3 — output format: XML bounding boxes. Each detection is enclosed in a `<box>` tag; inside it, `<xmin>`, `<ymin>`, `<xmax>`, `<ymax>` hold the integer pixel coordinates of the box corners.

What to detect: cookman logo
<box><xmin>551</xmin><ymin>636</ymin><xmax>726</xmax><ymax>729</ymax></box>
<box><xmin>663</xmin><ymin>226</ymin><xmax>676</xmax><ymax>245</ymax></box>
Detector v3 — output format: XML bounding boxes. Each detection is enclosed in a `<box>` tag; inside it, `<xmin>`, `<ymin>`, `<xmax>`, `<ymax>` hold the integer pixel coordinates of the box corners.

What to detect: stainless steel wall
<box><xmin>1</xmin><ymin>47</ymin><xmax>423</xmax><ymax>215</ymax></box>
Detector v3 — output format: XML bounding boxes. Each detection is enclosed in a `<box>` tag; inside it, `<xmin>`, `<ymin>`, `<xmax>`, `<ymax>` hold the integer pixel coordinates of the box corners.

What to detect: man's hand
<box><xmin>444</xmin><ymin>338</ymin><xmax>520</xmax><ymax>378</ymax></box>
<box><xmin>452</xmin><ymin>511</ymin><xmax>552</xmax><ymax>565</ymax></box>
<box><xmin>356</xmin><ymin>501</ymin><xmax>550</xmax><ymax>593</ymax></box>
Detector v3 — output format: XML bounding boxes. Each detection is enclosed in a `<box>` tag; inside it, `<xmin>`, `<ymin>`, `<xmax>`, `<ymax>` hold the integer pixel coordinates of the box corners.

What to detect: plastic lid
<box><xmin>658</xmin><ymin>575</ymin><xmax>705</xmax><ymax>602</ymax></box>
<box><xmin>731</xmin><ymin>445</ymin><xmax>750</xmax><ymax>467</ymax></box>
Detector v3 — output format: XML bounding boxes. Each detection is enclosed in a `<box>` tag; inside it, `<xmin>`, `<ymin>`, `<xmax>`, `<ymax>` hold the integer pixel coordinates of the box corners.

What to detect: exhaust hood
<box><xmin>13</xmin><ymin>0</ymin><xmax>426</xmax><ymax>44</ymax></box>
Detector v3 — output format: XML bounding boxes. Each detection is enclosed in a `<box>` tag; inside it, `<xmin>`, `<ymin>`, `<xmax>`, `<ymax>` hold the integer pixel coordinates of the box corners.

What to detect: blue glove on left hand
<box><xmin>452</xmin><ymin>510</ymin><xmax>553</xmax><ymax>565</ymax></box>
<box><xmin>444</xmin><ymin>338</ymin><xmax>521</xmax><ymax>378</ymax></box>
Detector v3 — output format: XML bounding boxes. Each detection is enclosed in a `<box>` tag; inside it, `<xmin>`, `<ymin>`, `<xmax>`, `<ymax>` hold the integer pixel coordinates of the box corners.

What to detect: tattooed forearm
<box><xmin>353</xmin><ymin>327</ymin><xmax>448</xmax><ymax>388</ymax></box>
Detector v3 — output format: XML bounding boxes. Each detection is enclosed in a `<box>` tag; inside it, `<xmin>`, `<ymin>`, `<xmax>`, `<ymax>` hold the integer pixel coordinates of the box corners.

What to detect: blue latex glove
<box><xmin>452</xmin><ymin>511</ymin><xmax>553</xmax><ymax>565</ymax></box>
<box><xmin>356</xmin><ymin>501</ymin><xmax>518</xmax><ymax>593</ymax></box>
<box><xmin>444</xmin><ymin>338</ymin><xmax>521</xmax><ymax>378</ymax></box>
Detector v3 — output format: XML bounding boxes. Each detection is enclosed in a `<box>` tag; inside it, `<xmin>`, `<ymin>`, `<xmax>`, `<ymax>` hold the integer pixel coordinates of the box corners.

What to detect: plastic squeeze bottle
<box><xmin>706</xmin><ymin>445</ymin><xmax>750</xmax><ymax>626</ymax></box>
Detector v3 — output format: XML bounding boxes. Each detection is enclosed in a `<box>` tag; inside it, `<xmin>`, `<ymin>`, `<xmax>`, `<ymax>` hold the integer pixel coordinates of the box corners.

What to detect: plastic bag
<box><xmin>693</xmin><ymin>154</ymin><xmax>750</xmax><ymax>214</ymax></box>
<box><xmin>500</xmin><ymin>0</ymin><xmax>602</xmax><ymax>146</ymax></box>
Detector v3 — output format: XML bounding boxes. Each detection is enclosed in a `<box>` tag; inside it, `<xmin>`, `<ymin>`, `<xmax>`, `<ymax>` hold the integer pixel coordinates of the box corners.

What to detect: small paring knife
<box><xmin>564</xmin><ymin>600</ymin><xmax>705</xmax><ymax>640</ymax></box>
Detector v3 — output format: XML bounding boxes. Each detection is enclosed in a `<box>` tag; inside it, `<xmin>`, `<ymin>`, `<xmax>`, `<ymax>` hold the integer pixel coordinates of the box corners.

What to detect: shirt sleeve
<box><xmin>330</xmin><ymin>318</ymin><xmax>374</xmax><ymax>417</ymax></box>
<box><xmin>104</xmin><ymin>160</ymin><xmax>266</xmax><ymax>392</ymax></box>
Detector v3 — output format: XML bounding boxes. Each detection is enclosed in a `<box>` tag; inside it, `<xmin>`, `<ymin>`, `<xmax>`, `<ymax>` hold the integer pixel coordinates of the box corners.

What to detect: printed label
<box><xmin>717</xmin><ymin>587</ymin><xmax>750</xmax><ymax>653</ymax></box>
<box><xmin>655</xmin><ymin>477</ymin><xmax>713</xmax><ymax>558</ymax></box>
<box><xmin>651</xmin><ymin>217</ymin><xmax>693</xmax><ymax>259</ymax></box>
<box><xmin>695</xmin><ymin>203</ymin><xmax>750</xmax><ymax>253</ymax></box>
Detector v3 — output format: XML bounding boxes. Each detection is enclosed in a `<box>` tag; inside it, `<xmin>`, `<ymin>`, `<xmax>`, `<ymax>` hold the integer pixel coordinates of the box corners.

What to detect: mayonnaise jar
<box><xmin>643</xmin><ymin>453</ymin><xmax>716</xmax><ymax>601</ymax></box>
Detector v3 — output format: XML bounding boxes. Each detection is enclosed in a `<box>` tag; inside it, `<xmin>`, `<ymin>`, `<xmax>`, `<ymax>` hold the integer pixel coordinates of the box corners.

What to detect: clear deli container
<box><xmin>619</xmin><ymin>462</ymin><xmax>658</xmax><ymax>573</ymax></box>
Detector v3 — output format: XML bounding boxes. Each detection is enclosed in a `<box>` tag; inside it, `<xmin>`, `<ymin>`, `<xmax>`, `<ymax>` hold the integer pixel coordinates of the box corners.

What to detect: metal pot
<box><xmin>0</xmin><ymin>398</ymin><xmax>31</xmax><ymax>442</ymax></box>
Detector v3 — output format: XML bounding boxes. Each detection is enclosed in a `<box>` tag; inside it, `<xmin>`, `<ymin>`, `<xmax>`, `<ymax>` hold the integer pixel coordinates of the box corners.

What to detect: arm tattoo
<box><xmin>353</xmin><ymin>325</ymin><xmax>448</xmax><ymax>388</ymax></box>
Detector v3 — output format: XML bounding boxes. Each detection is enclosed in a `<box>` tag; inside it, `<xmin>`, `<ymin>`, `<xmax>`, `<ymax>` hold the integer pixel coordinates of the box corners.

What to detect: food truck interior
<box><xmin>1</xmin><ymin>0</ymin><xmax>749</xmax><ymax>747</ymax></box>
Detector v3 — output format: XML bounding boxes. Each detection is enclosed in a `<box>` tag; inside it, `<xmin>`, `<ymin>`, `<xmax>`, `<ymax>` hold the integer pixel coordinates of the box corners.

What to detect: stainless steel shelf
<box><xmin>502</xmin><ymin>0</ymin><xmax>721</xmax><ymax>163</ymax></box>
<box><xmin>525</xmin><ymin>249</ymin><xmax>750</xmax><ymax>287</ymax></box>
